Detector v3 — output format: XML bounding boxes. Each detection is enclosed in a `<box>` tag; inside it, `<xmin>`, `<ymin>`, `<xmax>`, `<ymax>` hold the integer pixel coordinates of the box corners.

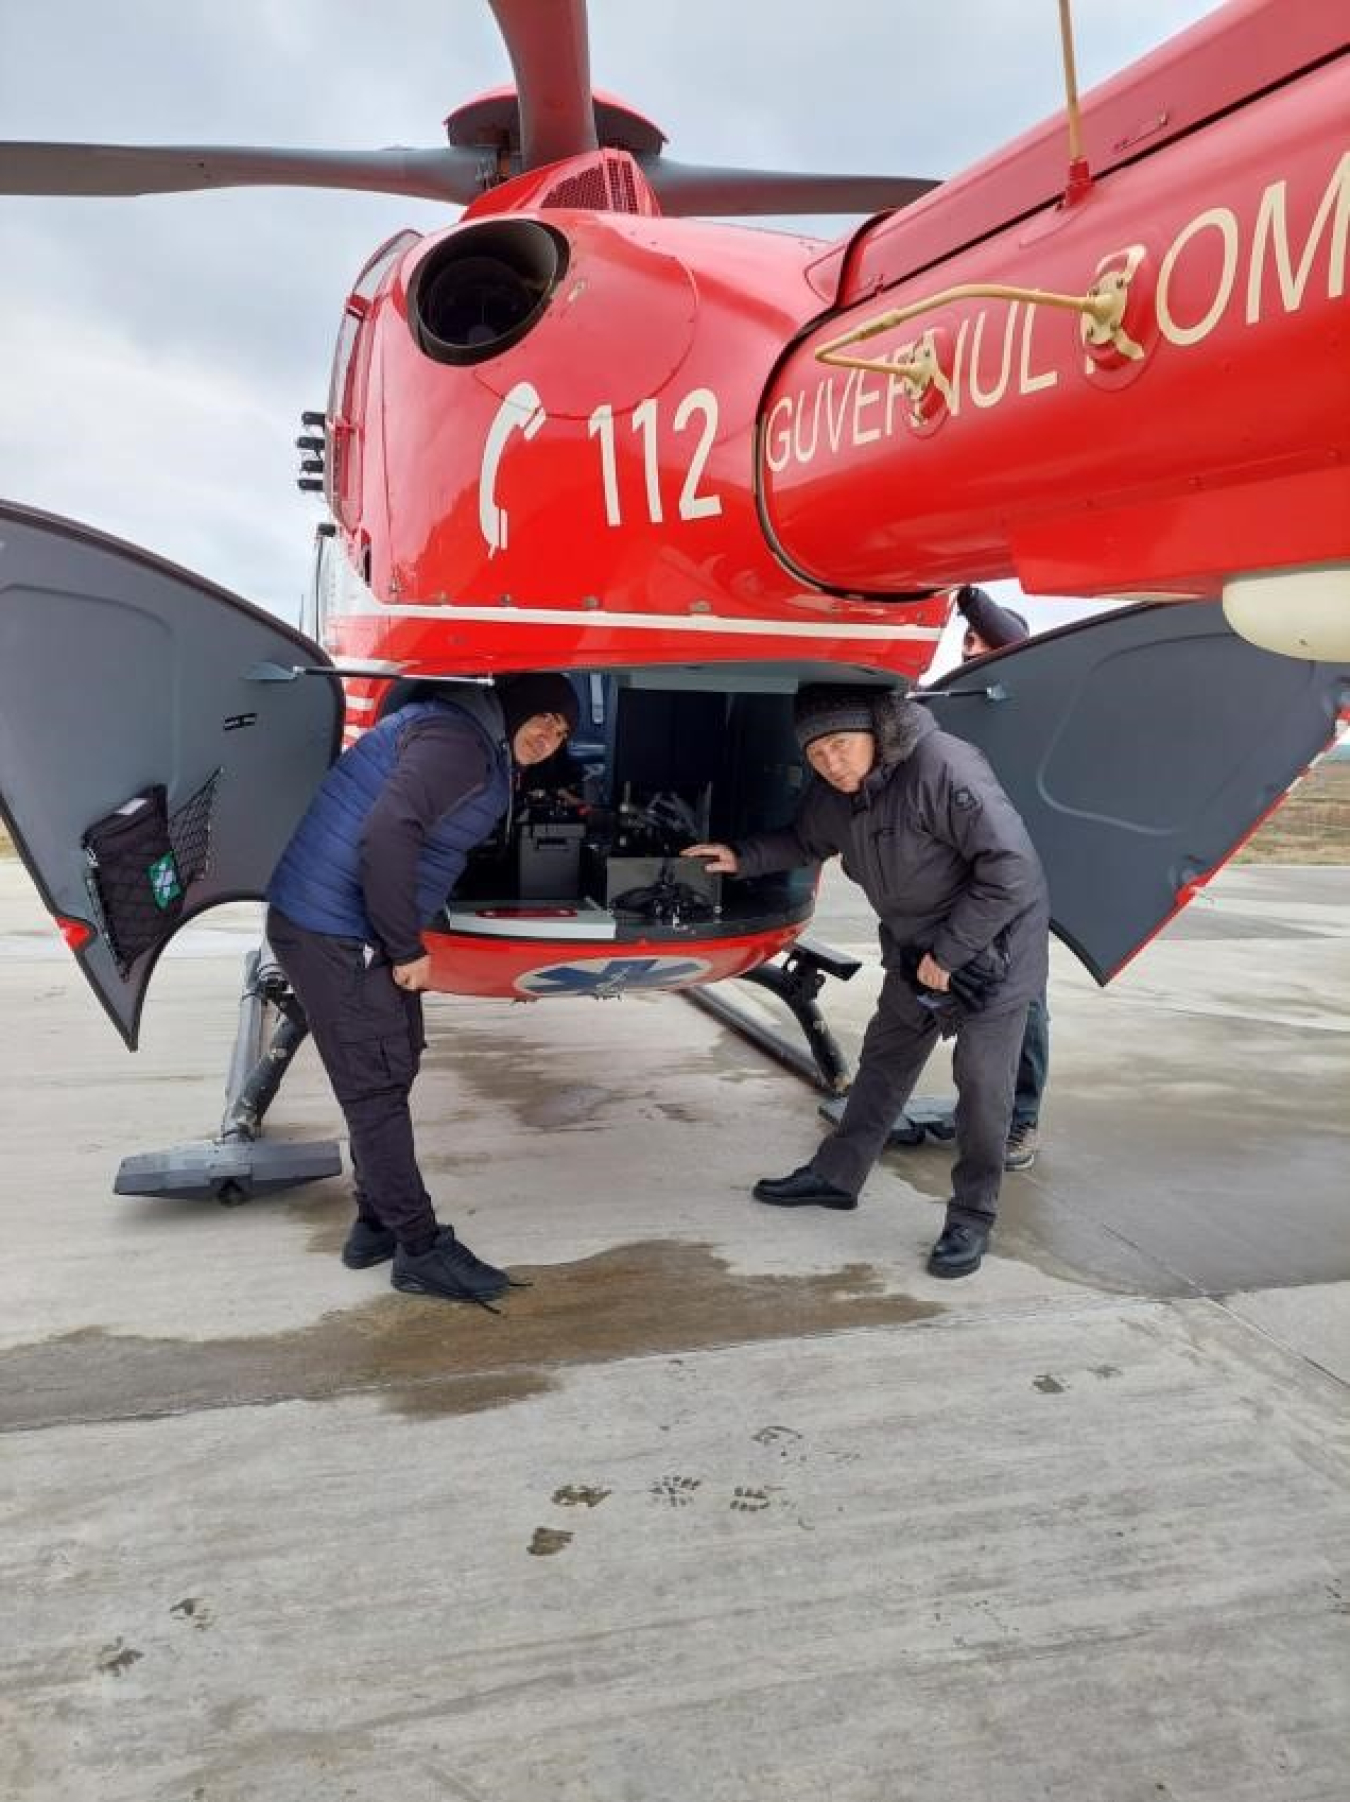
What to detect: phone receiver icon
<box><xmin>479</xmin><ymin>381</ymin><xmax>547</xmax><ymax>556</ymax></box>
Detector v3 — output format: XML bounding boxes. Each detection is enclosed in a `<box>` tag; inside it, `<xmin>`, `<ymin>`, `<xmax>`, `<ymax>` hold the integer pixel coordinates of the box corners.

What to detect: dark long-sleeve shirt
<box><xmin>358</xmin><ymin>717</ymin><xmax>497</xmax><ymax>964</ymax></box>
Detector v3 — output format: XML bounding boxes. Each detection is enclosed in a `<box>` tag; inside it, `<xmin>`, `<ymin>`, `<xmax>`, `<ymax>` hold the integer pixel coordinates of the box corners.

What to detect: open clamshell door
<box><xmin>0</xmin><ymin>502</ymin><xmax>344</xmax><ymax>1046</ymax></box>
<box><xmin>925</xmin><ymin>601</ymin><xmax>1348</xmax><ymax>983</ymax></box>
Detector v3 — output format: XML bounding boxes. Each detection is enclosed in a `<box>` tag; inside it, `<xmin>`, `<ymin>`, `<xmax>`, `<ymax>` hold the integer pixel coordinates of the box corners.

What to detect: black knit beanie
<box><xmin>496</xmin><ymin>673</ymin><xmax>580</xmax><ymax>739</ymax></box>
<box><xmin>955</xmin><ymin>585</ymin><xmax>1028</xmax><ymax>650</ymax></box>
<box><xmin>793</xmin><ymin>684</ymin><xmax>880</xmax><ymax>753</ymax></box>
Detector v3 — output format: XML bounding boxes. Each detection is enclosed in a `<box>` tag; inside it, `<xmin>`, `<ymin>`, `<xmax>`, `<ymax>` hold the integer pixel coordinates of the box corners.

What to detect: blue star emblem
<box><xmin>516</xmin><ymin>956</ymin><xmax>711</xmax><ymax>998</ymax></box>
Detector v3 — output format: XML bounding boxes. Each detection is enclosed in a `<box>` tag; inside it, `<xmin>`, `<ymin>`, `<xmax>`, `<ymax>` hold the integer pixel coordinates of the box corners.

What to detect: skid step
<box><xmin>819</xmin><ymin>1093</ymin><xmax>956</xmax><ymax>1145</ymax></box>
<box><xmin>115</xmin><ymin>1138</ymin><xmax>342</xmax><ymax>1204</ymax></box>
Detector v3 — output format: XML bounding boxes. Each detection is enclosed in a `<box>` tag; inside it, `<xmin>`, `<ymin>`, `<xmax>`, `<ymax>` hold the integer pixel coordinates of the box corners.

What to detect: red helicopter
<box><xmin>0</xmin><ymin>0</ymin><xmax>1346</xmax><ymax>1197</ymax></box>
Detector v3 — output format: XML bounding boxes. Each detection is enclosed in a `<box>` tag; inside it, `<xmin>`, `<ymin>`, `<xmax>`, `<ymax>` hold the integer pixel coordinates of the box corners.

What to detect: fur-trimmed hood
<box><xmin>871</xmin><ymin>690</ymin><xmax>933</xmax><ymax>769</ymax></box>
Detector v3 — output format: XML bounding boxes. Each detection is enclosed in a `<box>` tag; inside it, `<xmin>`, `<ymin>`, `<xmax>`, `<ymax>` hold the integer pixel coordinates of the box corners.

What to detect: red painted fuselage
<box><xmin>308</xmin><ymin>0</ymin><xmax>1347</xmax><ymax>1002</ymax></box>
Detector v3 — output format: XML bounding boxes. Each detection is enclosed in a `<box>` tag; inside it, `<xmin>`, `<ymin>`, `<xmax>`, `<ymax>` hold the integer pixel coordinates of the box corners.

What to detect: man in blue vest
<box><xmin>266</xmin><ymin>673</ymin><xmax>579</xmax><ymax>1305</ymax></box>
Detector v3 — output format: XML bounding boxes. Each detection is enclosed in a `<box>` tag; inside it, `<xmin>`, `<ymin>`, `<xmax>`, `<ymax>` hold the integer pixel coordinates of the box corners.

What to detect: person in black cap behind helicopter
<box><xmin>954</xmin><ymin>582</ymin><xmax>1029</xmax><ymax>659</ymax></box>
<box><xmin>267</xmin><ymin>672</ymin><xmax>579</xmax><ymax>1305</ymax></box>
<box><xmin>684</xmin><ymin>679</ymin><xmax>1048</xmax><ymax>1278</ymax></box>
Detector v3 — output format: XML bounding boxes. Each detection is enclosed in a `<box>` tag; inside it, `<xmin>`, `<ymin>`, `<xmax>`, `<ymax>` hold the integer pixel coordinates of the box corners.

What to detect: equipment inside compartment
<box><xmin>448</xmin><ymin>669</ymin><xmax>828</xmax><ymax>939</ymax></box>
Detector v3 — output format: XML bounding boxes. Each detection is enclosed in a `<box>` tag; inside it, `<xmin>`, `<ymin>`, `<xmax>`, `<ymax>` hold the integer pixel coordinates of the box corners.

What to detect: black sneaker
<box><xmin>391</xmin><ymin>1227</ymin><xmax>510</xmax><ymax>1303</ymax></box>
<box><xmin>341</xmin><ymin>1218</ymin><xmax>397</xmax><ymax>1269</ymax></box>
<box><xmin>1005</xmin><ymin>1121</ymin><xmax>1040</xmax><ymax>1171</ymax></box>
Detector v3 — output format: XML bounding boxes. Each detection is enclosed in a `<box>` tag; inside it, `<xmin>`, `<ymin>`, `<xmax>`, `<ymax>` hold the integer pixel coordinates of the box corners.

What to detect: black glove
<box><xmin>946</xmin><ymin>952</ymin><xmax>1003</xmax><ymax>1011</ymax></box>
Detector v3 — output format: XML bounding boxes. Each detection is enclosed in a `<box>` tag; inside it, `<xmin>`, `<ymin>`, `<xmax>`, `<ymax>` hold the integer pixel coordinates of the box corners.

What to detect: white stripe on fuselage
<box><xmin>316</xmin><ymin>543</ymin><xmax>942</xmax><ymax>645</ymax></box>
<box><xmin>338</xmin><ymin>599</ymin><xmax>939</xmax><ymax>641</ymax></box>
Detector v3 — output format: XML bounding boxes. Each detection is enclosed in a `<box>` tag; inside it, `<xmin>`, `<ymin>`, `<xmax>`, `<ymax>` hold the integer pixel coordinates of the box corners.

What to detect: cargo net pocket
<box><xmin>81</xmin><ymin>771</ymin><xmax>221</xmax><ymax>976</ymax></box>
<box><xmin>168</xmin><ymin>768</ymin><xmax>221</xmax><ymax>888</ymax></box>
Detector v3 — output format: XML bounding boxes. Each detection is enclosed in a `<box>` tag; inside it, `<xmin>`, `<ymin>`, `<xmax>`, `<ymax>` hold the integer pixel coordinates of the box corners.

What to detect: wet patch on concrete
<box><xmin>0</xmin><ymin>1241</ymin><xmax>941</xmax><ymax>1433</ymax></box>
<box><xmin>519</xmin><ymin>1082</ymin><xmax>613</xmax><ymax>1131</ymax></box>
<box><xmin>983</xmin><ymin>1187</ymin><xmax>1176</xmax><ymax>1297</ymax></box>
<box><xmin>706</xmin><ymin>1043</ymin><xmax>789</xmax><ymax>1086</ymax></box>
<box><xmin>414</xmin><ymin>1150</ymin><xmax>495</xmax><ymax>1176</ymax></box>
<box><xmin>874</xmin><ymin>1147</ymin><xmax>955</xmax><ymax>1205</ymax></box>
<box><xmin>423</xmin><ymin>1015</ymin><xmax>777</xmax><ymax>1119</ymax></box>
<box><xmin>866</xmin><ymin>1145</ymin><xmax>1182</xmax><ymax>1295</ymax></box>
<box><xmin>294</xmin><ymin>1203</ymin><xmax>355</xmax><ymax>1260</ymax></box>
<box><xmin>641</xmin><ymin>1097</ymin><xmax>702</xmax><ymax>1124</ymax></box>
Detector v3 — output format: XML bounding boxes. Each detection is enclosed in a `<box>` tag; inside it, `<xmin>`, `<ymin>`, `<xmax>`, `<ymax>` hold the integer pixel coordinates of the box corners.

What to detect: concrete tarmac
<box><xmin>1</xmin><ymin>858</ymin><xmax>1347</xmax><ymax>1802</ymax></box>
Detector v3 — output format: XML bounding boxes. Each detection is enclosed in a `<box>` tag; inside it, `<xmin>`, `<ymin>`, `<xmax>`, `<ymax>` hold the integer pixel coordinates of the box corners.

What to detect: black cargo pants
<box><xmin>266</xmin><ymin>907</ymin><xmax>437</xmax><ymax>1247</ymax></box>
<box><xmin>812</xmin><ymin>965</ymin><xmax>1030</xmax><ymax>1229</ymax></box>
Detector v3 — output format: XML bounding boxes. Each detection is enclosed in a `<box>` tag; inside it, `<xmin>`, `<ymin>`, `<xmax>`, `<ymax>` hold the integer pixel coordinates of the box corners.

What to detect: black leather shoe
<box><xmin>927</xmin><ymin>1221</ymin><xmax>990</xmax><ymax>1278</ymax></box>
<box><xmin>753</xmin><ymin>1166</ymin><xmax>856</xmax><ymax>1210</ymax></box>
<box><xmin>342</xmin><ymin>1217</ymin><xmax>396</xmax><ymax>1269</ymax></box>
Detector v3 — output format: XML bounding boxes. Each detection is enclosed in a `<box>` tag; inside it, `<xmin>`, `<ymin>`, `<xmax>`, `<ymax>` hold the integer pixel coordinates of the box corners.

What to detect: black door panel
<box><xmin>925</xmin><ymin>602</ymin><xmax>1348</xmax><ymax>982</ymax></box>
<box><xmin>0</xmin><ymin>502</ymin><xmax>343</xmax><ymax>1045</ymax></box>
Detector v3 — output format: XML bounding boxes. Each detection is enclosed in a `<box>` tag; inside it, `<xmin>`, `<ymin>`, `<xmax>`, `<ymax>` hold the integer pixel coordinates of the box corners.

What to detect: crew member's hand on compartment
<box><xmin>393</xmin><ymin>953</ymin><xmax>432</xmax><ymax>992</ymax></box>
<box><xmin>682</xmin><ymin>842</ymin><xmax>740</xmax><ymax>875</ymax></box>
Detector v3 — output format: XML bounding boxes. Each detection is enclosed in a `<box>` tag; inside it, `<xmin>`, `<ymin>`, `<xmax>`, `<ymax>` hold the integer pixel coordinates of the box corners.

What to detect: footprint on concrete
<box><xmin>169</xmin><ymin>1597</ymin><xmax>213</xmax><ymax>1631</ymax></box>
<box><xmin>752</xmin><ymin>1425</ymin><xmax>810</xmax><ymax>1466</ymax></box>
<box><xmin>1032</xmin><ymin>1374</ymin><xmax>1066</xmax><ymax>1394</ymax></box>
<box><xmin>95</xmin><ymin>1637</ymin><xmax>143</xmax><ymax>1677</ymax></box>
<box><xmin>650</xmin><ymin>1475</ymin><xmax>701</xmax><ymax>1507</ymax></box>
<box><xmin>752</xmin><ymin>1425</ymin><xmax>802</xmax><ymax>1447</ymax></box>
<box><xmin>527</xmin><ymin>1527</ymin><xmax>573</xmax><ymax>1557</ymax></box>
<box><xmin>551</xmin><ymin>1484</ymin><xmax>611</xmax><ymax>1509</ymax></box>
<box><xmin>730</xmin><ymin>1486</ymin><xmax>771</xmax><ymax>1513</ymax></box>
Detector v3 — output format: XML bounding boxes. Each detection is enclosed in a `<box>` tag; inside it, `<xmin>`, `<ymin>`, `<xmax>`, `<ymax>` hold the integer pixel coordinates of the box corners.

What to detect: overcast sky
<box><xmin>0</xmin><ymin>0</ymin><xmax>1218</xmax><ymax>637</ymax></box>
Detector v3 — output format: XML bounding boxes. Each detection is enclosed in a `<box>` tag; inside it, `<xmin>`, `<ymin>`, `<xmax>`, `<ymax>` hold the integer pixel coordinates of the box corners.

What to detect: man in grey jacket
<box><xmin>684</xmin><ymin>683</ymin><xmax>1049</xmax><ymax>1278</ymax></box>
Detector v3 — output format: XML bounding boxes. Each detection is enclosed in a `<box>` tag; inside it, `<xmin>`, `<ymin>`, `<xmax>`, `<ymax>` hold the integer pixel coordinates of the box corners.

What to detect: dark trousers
<box><xmin>812</xmin><ymin>967</ymin><xmax>1029</xmax><ymax>1229</ymax></box>
<box><xmin>266</xmin><ymin>908</ymin><xmax>437</xmax><ymax>1247</ymax></box>
<box><xmin>1013</xmin><ymin>990</ymin><xmax>1050</xmax><ymax>1128</ymax></box>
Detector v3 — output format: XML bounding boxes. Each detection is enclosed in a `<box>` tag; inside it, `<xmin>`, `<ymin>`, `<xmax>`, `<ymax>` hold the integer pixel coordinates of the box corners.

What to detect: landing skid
<box><xmin>818</xmin><ymin>1092</ymin><xmax>957</xmax><ymax>1145</ymax></box>
<box><xmin>684</xmin><ymin>935</ymin><xmax>861</xmax><ymax>1094</ymax></box>
<box><xmin>114</xmin><ymin>945</ymin><xmax>341</xmax><ymax>1203</ymax></box>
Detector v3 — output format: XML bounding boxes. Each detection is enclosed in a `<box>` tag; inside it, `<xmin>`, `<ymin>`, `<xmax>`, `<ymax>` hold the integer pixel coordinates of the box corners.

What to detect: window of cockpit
<box><xmin>325</xmin><ymin>229</ymin><xmax>421</xmax><ymax>529</ymax></box>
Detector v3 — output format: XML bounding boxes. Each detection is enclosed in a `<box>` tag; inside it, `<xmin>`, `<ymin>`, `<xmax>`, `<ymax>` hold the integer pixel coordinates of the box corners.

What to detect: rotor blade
<box><xmin>488</xmin><ymin>0</ymin><xmax>598</xmax><ymax>169</ymax></box>
<box><xmin>641</xmin><ymin>158</ymin><xmax>939</xmax><ymax>217</ymax></box>
<box><xmin>0</xmin><ymin>142</ymin><xmax>490</xmax><ymax>204</ymax></box>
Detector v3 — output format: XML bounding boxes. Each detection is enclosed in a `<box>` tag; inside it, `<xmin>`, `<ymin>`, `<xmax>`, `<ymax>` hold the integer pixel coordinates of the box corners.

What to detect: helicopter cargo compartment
<box><xmin>437</xmin><ymin>663</ymin><xmax>894</xmax><ymax>946</ymax></box>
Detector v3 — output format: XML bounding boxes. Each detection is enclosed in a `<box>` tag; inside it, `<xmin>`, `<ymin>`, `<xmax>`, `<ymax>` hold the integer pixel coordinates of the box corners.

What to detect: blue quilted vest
<box><xmin>268</xmin><ymin>688</ymin><xmax>510</xmax><ymax>943</ymax></box>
